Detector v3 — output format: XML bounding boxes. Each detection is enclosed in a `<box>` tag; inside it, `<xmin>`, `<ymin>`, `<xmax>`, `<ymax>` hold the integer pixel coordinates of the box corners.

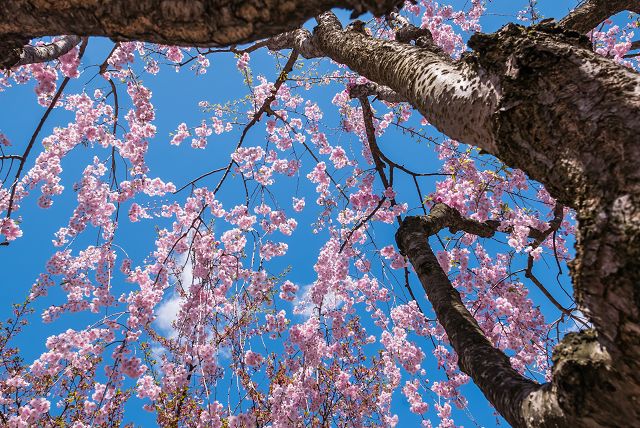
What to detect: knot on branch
<box><xmin>546</xmin><ymin>329</ymin><xmax>637</xmax><ymax>420</ymax></box>
<box><xmin>552</xmin><ymin>329</ymin><xmax>605</xmax><ymax>368</ymax></box>
<box><xmin>266</xmin><ymin>29</ymin><xmax>323</xmax><ymax>59</ymax></box>
<box><xmin>346</xmin><ymin>20</ymin><xmax>367</xmax><ymax>34</ymax></box>
<box><xmin>395</xmin><ymin>215</ymin><xmax>426</xmax><ymax>255</ymax></box>
<box><xmin>395</xmin><ymin>26</ymin><xmax>432</xmax><ymax>44</ymax></box>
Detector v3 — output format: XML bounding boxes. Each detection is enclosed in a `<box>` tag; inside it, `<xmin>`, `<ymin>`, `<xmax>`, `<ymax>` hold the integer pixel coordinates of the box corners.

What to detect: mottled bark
<box><xmin>559</xmin><ymin>0</ymin><xmax>640</xmax><ymax>33</ymax></box>
<box><xmin>313</xmin><ymin>12</ymin><xmax>501</xmax><ymax>152</ymax></box>
<box><xmin>309</xmin><ymin>11</ymin><xmax>640</xmax><ymax>345</ymax></box>
<box><xmin>272</xmin><ymin>14</ymin><xmax>483</xmax><ymax>129</ymax></box>
<box><xmin>9</xmin><ymin>35</ymin><xmax>81</xmax><ymax>68</ymax></box>
<box><xmin>466</xmin><ymin>25</ymin><xmax>640</xmax><ymax>374</ymax></box>
<box><xmin>0</xmin><ymin>0</ymin><xmax>401</xmax><ymax>68</ymax></box>
<box><xmin>294</xmin><ymin>7</ymin><xmax>640</xmax><ymax>428</ymax></box>
<box><xmin>1</xmin><ymin>0</ymin><xmax>638</xmax><ymax>424</ymax></box>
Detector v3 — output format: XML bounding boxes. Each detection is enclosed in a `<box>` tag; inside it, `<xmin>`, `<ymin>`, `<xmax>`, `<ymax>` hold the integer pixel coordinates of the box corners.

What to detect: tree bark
<box><xmin>312</xmin><ymin>12</ymin><xmax>501</xmax><ymax>152</ymax></box>
<box><xmin>395</xmin><ymin>206</ymin><xmax>541</xmax><ymax>427</ymax></box>
<box><xmin>559</xmin><ymin>0</ymin><xmax>640</xmax><ymax>33</ymax></box>
<box><xmin>2</xmin><ymin>0</ymin><xmax>639</xmax><ymax>424</ymax></box>
<box><xmin>8</xmin><ymin>35</ymin><xmax>81</xmax><ymax>68</ymax></box>
<box><xmin>300</xmin><ymin>9</ymin><xmax>640</xmax><ymax>428</ymax></box>
<box><xmin>0</xmin><ymin>0</ymin><xmax>401</xmax><ymax>68</ymax></box>
<box><xmin>397</xmin><ymin>205</ymin><xmax>640</xmax><ymax>427</ymax></box>
<box><xmin>308</xmin><ymin>9</ymin><xmax>640</xmax><ymax>345</ymax></box>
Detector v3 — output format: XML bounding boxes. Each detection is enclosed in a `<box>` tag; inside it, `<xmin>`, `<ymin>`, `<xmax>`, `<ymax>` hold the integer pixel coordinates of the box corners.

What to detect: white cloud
<box><xmin>562</xmin><ymin>309</ymin><xmax>591</xmax><ymax>333</ymax></box>
<box><xmin>154</xmin><ymin>251</ymin><xmax>195</xmax><ymax>338</ymax></box>
<box><xmin>293</xmin><ymin>282</ymin><xmax>343</xmax><ymax>319</ymax></box>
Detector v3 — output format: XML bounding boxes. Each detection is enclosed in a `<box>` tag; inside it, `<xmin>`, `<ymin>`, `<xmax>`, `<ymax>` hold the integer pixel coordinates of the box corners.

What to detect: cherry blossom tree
<box><xmin>0</xmin><ymin>0</ymin><xmax>639</xmax><ymax>426</ymax></box>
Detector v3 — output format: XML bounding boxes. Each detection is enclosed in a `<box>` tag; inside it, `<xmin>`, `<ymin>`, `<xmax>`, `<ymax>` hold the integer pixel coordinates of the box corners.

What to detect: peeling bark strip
<box><xmin>0</xmin><ymin>0</ymin><xmax>402</xmax><ymax>69</ymax></box>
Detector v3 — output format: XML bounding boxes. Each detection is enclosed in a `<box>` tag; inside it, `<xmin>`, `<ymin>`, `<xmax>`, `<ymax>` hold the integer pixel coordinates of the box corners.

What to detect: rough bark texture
<box><xmin>467</xmin><ymin>24</ymin><xmax>640</xmax><ymax>364</ymax></box>
<box><xmin>397</xmin><ymin>206</ymin><xmax>640</xmax><ymax>427</ymax></box>
<box><xmin>0</xmin><ymin>0</ymin><xmax>401</xmax><ymax>68</ymax></box>
<box><xmin>296</xmin><ymin>8</ymin><xmax>640</xmax><ymax>428</ymax></box>
<box><xmin>2</xmin><ymin>0</ymin><xmax>639</xmax><ymax>424</ymax></box>
<box><xmin>465</xmin><ymin>34</ymin><xmax>640</xmax><ymax>425</ymax></box>
<box><xmin>309</xmin><ymin>12</ymin><xmax>640</xmax><ymax>345</ymax></box>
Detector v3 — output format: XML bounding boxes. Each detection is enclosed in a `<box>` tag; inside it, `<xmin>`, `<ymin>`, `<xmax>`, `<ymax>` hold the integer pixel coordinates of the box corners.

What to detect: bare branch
<box><xmin>212</xmin><ymin>50</ymin><xmax>299</xmax><ymax>195</ymax></box>
<box><xmin>523</xmin><ymin>204</ymin><xmax>574</xmax><ymax>317</ymax></box>
<box><xmin>174</xmin><ymin>167</ymin><xmax>226</xmax><ymax>193</ymax></box>
<box><xmin>559</xmin><ymin>0</ymin><xmax>640</xmax><ymax>33</ymax></box>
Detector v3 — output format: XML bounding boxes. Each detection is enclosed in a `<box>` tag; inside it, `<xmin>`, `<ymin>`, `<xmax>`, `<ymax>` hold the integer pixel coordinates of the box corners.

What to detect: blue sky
<box><xmin>0</xmin><ymin>1</ymin><xmax>596</xmax><ymax>426</ymax></box>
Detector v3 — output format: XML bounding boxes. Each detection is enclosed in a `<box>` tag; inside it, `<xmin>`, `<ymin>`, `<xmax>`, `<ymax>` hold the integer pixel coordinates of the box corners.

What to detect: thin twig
<box><xmin>5</xmin><ymin>37</ymin><xmax>89</xmax><ymax>219</ymax></box>
<box><xmin>212</xmin><ymin>50</ymin><xmax>299</xmax><ymax>195</ymax></box>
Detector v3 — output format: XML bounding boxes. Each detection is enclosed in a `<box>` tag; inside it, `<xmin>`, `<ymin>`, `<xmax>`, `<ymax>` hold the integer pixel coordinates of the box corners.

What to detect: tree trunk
<box><xmin>0</xmin><ymin>0</ymin><xmax>401</xmax><ymax>68</ymax></box>
<box><xmin>305</xmin><ymin>10</ymin><xmax>640</xmax><ymax>428</ymax></box>
<box><xmin>3</xmin><ymin>0</ymin><xmax>639</xmax><ymax>423</ymax></box>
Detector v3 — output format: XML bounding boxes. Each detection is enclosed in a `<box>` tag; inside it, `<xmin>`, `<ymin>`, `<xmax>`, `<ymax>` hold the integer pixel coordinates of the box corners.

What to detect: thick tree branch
<box><xmin>313</xmin><ymin>12</ymin><xmax>501</xmax><ymax>152</ymax></box>
<box><xmin>397</xmin><ymin>204</ymin><xmax>640</xmax><ymax>426</ymax></box>
<box><xmin>395</xmin><ymin>205</ymin><xmax>542</xmax><ymax>427</ymax></box>
<box><xmin>559</xmin><ymin>0</ymin><xmax>640</xmax><ymax>33</ymax></box>
<box><xmin>0</xmin><ymin>0</ymin><xmax>402</xmax><ymax>69</ymax></box>
<box><xmin>308</xmin><ymin>12</ymin><xmax>640</xmax><ymax>209</ymax></box>
<box><xmin>4</xmin><ymin>35</ymin><xmax>81</xmax><ymax>69</ymax></box>
<box><xmin>306</xmin><ymin>15</ymin><xmax>640</xmax><ymax>379</ymax></box>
